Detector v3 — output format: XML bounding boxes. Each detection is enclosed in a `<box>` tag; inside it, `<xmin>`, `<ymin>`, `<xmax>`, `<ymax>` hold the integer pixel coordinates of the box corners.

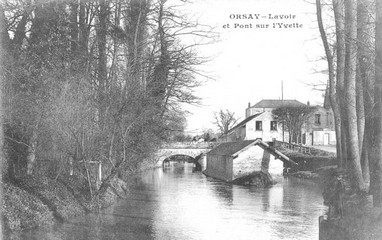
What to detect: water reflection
<box><xmin>7</xmin><ymin>163</ymin><xmax>327</xmax><ymax>240</ymax></box>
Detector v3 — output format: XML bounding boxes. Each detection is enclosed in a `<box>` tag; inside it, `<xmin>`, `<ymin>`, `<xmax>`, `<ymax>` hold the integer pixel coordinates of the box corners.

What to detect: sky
<box><xmin>177</xmin><ymin>0</ymin><xmax>328</xmax><ymax>135</ymax></box>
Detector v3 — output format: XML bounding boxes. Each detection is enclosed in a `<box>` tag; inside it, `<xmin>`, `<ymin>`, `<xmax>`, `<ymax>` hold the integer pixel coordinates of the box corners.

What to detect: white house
<box><xmin>219</xmin><ymin>111</ymin><xmax>287</xmax><ymax>142</ymax></box>
<box><xmin>220</xmin><ymin>99</ymin><xmax>336</xmax><ymax>146</ymax></box>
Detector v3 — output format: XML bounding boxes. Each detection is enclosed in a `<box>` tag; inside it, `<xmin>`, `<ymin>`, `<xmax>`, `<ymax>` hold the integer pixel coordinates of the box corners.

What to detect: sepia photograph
<box><xmin>0</xmin><ymin>0</ymin><xmax>381</xmax><ymax>239</ymax></box>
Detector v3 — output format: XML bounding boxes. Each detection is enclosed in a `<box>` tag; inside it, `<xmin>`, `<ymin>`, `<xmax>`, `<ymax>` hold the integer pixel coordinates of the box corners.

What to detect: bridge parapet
<box><xmin>162</xmin><ymin>142</ymin><xmax>218</xmax><ymax>149</ymax></box>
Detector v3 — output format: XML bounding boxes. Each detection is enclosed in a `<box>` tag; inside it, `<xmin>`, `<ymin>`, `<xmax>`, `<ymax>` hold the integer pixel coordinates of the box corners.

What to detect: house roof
<box><xmin>207</xmin><ymin>139</ymin><xmax>297</xmax><ymax>165</ymax></box>
<box><xmin>226</xmin><ymin>112</ymin><xmax>263</xmax><ymax>134</ymax></box>
<box><xmin>207</xmin><ymin>140</ymin><xmax>258</xmax><ymax>156</ymax></box>
<box><xmin>250</xmin><ymin>99</ymin><xmax>306</xmax><ymax>109</ymax></box>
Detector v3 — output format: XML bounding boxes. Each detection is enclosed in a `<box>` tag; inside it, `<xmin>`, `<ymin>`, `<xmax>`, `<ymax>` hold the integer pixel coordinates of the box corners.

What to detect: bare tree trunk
<box><xmin>333</xmin><ymin>0</ymin><xmax>347</xmax><ymax>169</ymax></box>
<box><xmin>372</xmin><ymin>0</ymin><xmax>382</xmax><ymax>206</ymax></box>
<box><xmin>356</xmin><ymin>71</ymin><xmax>365</xmax><ymax>154</ymax></box>
<box><xmin>357</xmin><ymin>0</ymin><xmax>374</xmax><ymax>185</ymax></box>
<box><xmin>78</xmin><ymin>0</ymin><xmax>88</xmax><ymax>69</ymax></box>
<box><xmin>148</xmin><ymin>0</ymin><xmax>170</xmax><ymax>105</ymax></box>
<box><xmin>97</xmin><ymin>0</ymin><xmax>108</xmax><ymax>129</ymax></box>
<box><xmin>344</xmin><ymin>0</ymin><xmax>366</xmax><ymax>191</ymax></box>
<box><xmin>70</xmin><ymin>0</ymin><xmax>79</xmax><ymax>54</ymax></box>
<box><xmin>316</xmin><ymin>0</ymin><xmax>343</xmax><ymax>168</ymax></box>
<box><xmin>126</xmin><ymin>0</ymin><xmax>148</xmax><ymax>89</ymax></box>
<box><xmin>110</xmin><ymin>0</ymin><xmax>121</xmax><ymax>83</ymax></box>
<box><xmin>356</xmin><ymin>64</ymin><xmax>367</xmax><ymax>183</ymax></box>
<box><xmin>97</xmin><ymin>156</ymin><xmax>126</xmax><ymax>197</ymax></box>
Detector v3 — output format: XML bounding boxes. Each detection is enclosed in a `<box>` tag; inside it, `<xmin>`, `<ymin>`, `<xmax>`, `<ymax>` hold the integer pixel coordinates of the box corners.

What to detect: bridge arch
<box><xmin>157</xmin><ymin>148</ymin><xmax>209</xmax><ymax>164</ymax></box>
<box><xmin>155</xmin><ymin>142</ymin><xmax>216</xmax><ymax>168</ymax></box>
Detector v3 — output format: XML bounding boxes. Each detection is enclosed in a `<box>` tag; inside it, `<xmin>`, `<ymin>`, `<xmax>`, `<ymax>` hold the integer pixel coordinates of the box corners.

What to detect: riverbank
<box><xmin>287</xmin><ymin>166</ymin><xmax>337</xmax><ymax>185</ymax></box>
<box><xmin>2</xmin><ymin>169</ymin><xmax>132</xmax><ymax>232</ymax></box>
<box><xmin>319</xmin><ymin>203</ymin><xmax>382</xmax><ymax>240</ymax></box>
<box><xmin>277</xmin><ymin>148</ymin><xmax>382</xmax><ymax>240</ymax></box>
<box><xmin>318</xmin><ymin>169</ymin><xmax>382</xmax><ymax>240</ymax></box>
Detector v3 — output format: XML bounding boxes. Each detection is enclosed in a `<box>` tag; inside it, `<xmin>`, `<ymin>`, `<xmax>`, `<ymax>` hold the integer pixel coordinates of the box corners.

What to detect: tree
<box><xmin>357</xmin><ymin>0</ymin><xmax>374</xmax><ymax>187</ymax></box>
<box><xmin>371</xmin><ymin>0</ymin><xmax>382</xmax><ymax>206</ymax></box>
<box><xmin>315</xmin><ymin>0</ymin><xmax>379</xmax><ymax>200</ymax></box>
<box><xmin>213</xmin><ymin>109</ymin><xmax>238</xmax><ymax>135</ymax></box>
<box><xmin>344</xmin><ymin>0</ymin><xmax>366</xmax><ymax>191</ymax></box>
<box><xmin>1</xmin><ymin>0</ymin><xmax>215</xmax><ymax>199</ymax></box>
<box><xmin>316</xmin><ymin>0</ymin><xmax>343</xmax><ymax>168</ymax></box>
<box><xmin>272</xmin><ymin>106</ymin><xmax>313</xmax><ymax>144</ymax></box>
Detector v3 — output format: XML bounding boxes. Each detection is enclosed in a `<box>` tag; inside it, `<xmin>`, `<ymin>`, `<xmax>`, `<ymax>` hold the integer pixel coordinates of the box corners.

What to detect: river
<box><xmin>9</xmin><ymin>162</ymin><xmax>327</xmax><ymax>240</ymax></box>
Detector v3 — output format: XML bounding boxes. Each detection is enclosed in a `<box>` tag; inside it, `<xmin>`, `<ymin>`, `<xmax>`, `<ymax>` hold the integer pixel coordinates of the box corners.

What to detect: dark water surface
<box><xmin>9</xmin><ymin>163</ymin><xmax>327</xmax><ymax>240</ymax></box>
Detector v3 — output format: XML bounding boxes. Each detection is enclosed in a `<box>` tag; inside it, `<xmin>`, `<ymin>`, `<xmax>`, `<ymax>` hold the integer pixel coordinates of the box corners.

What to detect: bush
<box><xmin>283</xmin><ymin>151</ymin><xmax>337</xmax><ymax>172</ymax></box>
<box><xmin>14</xmin><ymin>174</ymin><xmax>86</xmax><ymax>221</ymax></box>
<box><xmin>2</xmin><ymin>183</ymin><xmax>54</xmax><ymax>231</ymax></box>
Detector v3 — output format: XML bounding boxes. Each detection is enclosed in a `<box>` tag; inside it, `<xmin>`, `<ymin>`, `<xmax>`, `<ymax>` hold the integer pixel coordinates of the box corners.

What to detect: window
<box><xmin>256</xmin><ymin>121</ymin><xmax>262</xmax><ymax>131</ymax></box>
<box><xmin>270</xmin><ymin>121</ymin><xmax>277</xmax><ymax>131</ymax></box>
<box><xmin>315</xmin><ymin>114</ymin><xmax>321</xmax><ymax>125</ymax></box>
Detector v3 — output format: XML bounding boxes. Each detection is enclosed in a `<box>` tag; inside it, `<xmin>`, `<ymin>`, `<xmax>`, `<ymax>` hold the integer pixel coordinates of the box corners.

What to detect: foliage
<box><xmin>0</xmin><ymin>0</ymin><xmax>215</xmax><ymax>198</ymax></box>
<box><xmin>2</xmin><ymin>182</ymin><xmax>54</xmax><ymax>231</ymax></box>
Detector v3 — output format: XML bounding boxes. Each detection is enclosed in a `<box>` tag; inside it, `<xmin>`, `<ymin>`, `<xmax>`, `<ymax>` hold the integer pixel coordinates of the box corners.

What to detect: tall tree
<box><xmin>97</xmin><ymin>0</ymin><xmax>108</xmax><ymax>129</ymax></box>
<box><xmin>344</xmin><ymin>0</ymin><xmax>366</xmax><ymax>191</ymax></box>
<box><xmin>316</xmin><ymin>0</ymin><xmax>343</xmax><ymax>168</ymax></box>
<box><xmin>371</xmin><ymin>0</ymin><xmax>382</xmax><ymax>206</ymax></box>
<box><xmin>333</xmin><ymin>0</ymin><xmax>348</xmax><ymax>169</ymax></box>
<box><xmin>357</xmin><ymin>0</ymin><xmax>374</xmax><ymax>185</ymax></box>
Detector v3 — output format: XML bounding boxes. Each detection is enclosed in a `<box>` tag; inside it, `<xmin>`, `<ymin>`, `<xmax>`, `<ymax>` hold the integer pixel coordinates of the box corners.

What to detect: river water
<box><xmin>10</xmin><ymin>163</ymin><xmax>327</xmax><ymax>240</ymax></box>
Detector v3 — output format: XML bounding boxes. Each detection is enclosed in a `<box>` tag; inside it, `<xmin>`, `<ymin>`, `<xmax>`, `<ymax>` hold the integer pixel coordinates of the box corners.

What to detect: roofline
<box><xmin>232</xmin><ymin>139</ymin><xmax>260</xmax><ymax>157</ymax></box>
<box><xmin>231</xmin><ymin>139</ymin><xmax>297</xmax><ymax>165</ymax></box>
<box><xmin>256</xmin><ymin>141</ymin><xmax>297</xmax><ymax>165</ymax></box>
<box><xmin>249</xmin><ymin>99</ymin><xmax>307</xmax><ymax>108</ymax></box>
<box><xmin>226</xmin><ymin>112</ymin><xmax>264</xmax><ymax>134</ymax></box>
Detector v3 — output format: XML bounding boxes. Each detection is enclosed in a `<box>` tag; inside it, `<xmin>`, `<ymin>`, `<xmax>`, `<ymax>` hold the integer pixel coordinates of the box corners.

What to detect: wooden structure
<box><xmin>204</xmin><ymin>139</ymin><xmax>296</xmax><ymax>182</ymax></box>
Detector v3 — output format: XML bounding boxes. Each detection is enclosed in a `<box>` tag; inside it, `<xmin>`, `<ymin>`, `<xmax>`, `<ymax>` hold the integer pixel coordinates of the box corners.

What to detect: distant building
<box><xmin>204</xmin><ymin>139</ymin><xmax>291</xmax><ymax>182</ymax></box>
<box><xmin>219</xmin><ymin>99</ymin><xmax>336</xmax><ymax>145</ymax></box>
<box><xmin>245</xmin><ymin>99</ymin><xmax>306</xmax><ymax>118</ymax></box>
<box><xmin>303</xmin><ymin>105</ymin><xmax>336</xmax><ymax>145</ymax></box>
<box><xmin>219</xmin><ymin>111</ymin><xmax>285</xmax><ymax>142</ymax></box>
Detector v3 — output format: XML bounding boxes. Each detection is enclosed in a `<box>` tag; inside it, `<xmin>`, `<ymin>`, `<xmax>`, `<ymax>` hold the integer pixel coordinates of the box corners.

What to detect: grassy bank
<box><xmin>1</xmin><ymin>171</ymin><xmax>129</xmax><ymax>232</ymax></box>
<box><xmin>275</xmin><ymin>145</ymin><xmax>337</xmax><ymax>184</ymax></box>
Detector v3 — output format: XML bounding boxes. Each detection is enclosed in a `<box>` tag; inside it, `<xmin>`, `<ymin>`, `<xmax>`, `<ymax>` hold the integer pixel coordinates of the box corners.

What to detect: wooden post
<box><xmin>98</xmin><ymin>161</ymin><xmax>102</xmax><ymax>182</ymax></box>
<box><xmin>261</xmin><ymin>150</ymin><xmax>271</xmax><ymax>172</ymax></box>
<box><xmin>69</xmin><ymin>156</ymin><xmax>74</xmax><ymax>176</ymax></box>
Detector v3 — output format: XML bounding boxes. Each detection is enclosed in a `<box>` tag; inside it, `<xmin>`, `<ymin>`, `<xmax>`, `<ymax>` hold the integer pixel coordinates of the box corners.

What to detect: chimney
<box><xmin>307</xmin><ymin>101</ymin><xmax>310</xmax><ymax>106</ymax></box>
<box><xmin>248</xmin><ymin>102</ymin><xmax>251</xmax><ymax>108</ymax></box>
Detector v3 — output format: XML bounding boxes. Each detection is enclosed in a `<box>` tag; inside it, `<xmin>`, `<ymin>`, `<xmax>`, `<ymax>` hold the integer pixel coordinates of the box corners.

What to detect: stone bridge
<box><xmin>156</xmin><ymin>142</ymin><xmax>217</xmax><ymax>167</ymax></box>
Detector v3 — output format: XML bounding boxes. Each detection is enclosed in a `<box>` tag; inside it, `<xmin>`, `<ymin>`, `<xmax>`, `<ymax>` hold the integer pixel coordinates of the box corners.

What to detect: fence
<box><xmin>273</xmin><ymin>140</ymin><xmax>312</xmax><ymax>154</ymax></box>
